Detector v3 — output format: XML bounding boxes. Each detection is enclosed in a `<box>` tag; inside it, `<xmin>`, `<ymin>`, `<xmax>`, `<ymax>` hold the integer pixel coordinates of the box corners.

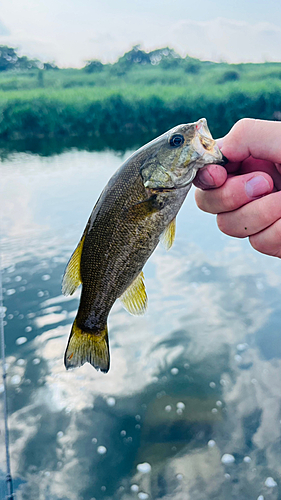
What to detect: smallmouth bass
<box><xmin>62</xmin><ymin>118</ymin><xmax>227</xmax><ymax>373</ymax></box>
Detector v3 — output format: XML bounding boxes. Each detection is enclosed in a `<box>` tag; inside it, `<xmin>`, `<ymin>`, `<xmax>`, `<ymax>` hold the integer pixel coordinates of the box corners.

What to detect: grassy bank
<box><xmin>0</xmin><ymin>51</ymin><xmax>281</xmax><ymax>147</ymax></box>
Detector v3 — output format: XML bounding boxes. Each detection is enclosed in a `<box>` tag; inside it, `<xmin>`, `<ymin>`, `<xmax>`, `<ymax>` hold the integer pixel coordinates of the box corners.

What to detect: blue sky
<box><xmin>0</xmin><ymin>0</ymin><xmax>280</xmax><ymax>67</ymax></box>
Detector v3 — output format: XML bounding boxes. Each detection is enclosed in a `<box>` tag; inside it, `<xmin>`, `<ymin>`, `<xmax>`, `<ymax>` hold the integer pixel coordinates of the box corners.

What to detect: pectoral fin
<box><xmin>160</xmin><ymin>218</ymin><xmax>176</xmax><ymax>250</ymax></box>
<box><xmin>62</xmin><ymin>233</ymin><xmax>86</xmax><ymax>296</ymax></box>
<box><xmin>120</xmin><ymin>271</ymin><xmax>147</xmax><ymax>315</ymax></box>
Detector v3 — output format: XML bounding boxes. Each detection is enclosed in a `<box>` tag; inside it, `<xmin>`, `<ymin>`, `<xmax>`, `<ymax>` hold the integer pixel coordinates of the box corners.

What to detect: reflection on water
<box><xmin>0</xmin><ymin>146</ymin><xmax>281</xmax><ymax>500</ymax></box>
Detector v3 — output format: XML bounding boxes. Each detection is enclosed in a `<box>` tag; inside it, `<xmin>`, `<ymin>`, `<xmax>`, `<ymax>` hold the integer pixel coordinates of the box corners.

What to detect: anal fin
<box><xmin>62</xmin><ymin>233</ymin><xmax>86</xmax><ymax>296</ymax></box>
<box><xmin>120</xmin><ymin>271</ymin><xmax>147</xmax><ymax>316</ymax></box>
<box><xmin>160</xmin><ymin>218</ymin><xmax>176</xmax><ymax>250</ymax></box>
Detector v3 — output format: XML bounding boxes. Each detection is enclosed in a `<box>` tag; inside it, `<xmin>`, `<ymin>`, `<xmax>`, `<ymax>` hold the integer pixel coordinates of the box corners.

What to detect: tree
<box><xmin>83</xmin><ymin>60</ymin><xmax>104</xmax><ymax>73</ymax></box>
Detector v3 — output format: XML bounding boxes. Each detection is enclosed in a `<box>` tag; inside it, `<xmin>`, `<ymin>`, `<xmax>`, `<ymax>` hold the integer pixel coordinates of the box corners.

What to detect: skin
<box><xmin>194</xmin><ymin>118</ymin><xmax>281</xmax><ymax>258</ymax></box>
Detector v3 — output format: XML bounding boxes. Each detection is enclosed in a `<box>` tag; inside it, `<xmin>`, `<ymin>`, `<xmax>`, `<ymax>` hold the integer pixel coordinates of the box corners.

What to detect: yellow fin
<box><xmin>120</xmin><ymin>271</ymin><xmax>147</xmax><ymax>316</ymax></box>
<box><xmin>160</xmin><ymin>218</ymin><xmax>176</xmax><ymax>250</ymax></box>
<box><xmin>64</xmin><ymin>320</ymin><xmax>109</xmax><ymax>373</ymax></box>
<box><xmin>62</xmin><ymin>233</ymin><xmax>86</xmax><ymax>296</ymax></box>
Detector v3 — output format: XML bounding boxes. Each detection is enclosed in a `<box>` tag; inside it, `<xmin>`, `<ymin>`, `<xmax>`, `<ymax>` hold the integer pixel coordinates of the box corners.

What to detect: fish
<box><xmin>62</xmin><ymin>118</ymin><xmax>227</xmax><ymax>373</ymax></box>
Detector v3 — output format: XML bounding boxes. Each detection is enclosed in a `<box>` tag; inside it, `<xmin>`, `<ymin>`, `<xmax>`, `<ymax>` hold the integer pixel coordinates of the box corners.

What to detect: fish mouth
<box><xmin>194</xmin><ymin>119</ymin><xmax>228</xmax><ymax>167</ymax></box>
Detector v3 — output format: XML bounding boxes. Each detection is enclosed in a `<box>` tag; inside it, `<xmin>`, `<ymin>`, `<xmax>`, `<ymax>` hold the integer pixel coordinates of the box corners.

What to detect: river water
<box><xmin>0</xmin><ymin>144</ymin><xmax>280</xmax><ymax>500</ymax></box>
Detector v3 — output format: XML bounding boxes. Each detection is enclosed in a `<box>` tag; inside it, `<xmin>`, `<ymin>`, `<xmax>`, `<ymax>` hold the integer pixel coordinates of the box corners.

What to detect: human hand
<box><xmin>194</xmin><ymin>118</ymin><xmax>281</xmax><ymax>258</ymax></box>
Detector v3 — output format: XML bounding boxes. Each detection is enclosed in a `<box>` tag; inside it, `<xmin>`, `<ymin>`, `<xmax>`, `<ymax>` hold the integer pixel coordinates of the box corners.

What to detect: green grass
<box><xmin>0</xmin><ymin>60</ymin><xmax>281</xmax><ymax>145</ymax></box>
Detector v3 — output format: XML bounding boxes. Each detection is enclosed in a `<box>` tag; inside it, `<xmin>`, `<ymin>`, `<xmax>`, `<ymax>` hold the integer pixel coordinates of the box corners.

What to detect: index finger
<box><xmin>220</xmin><ymin>119</ymin><xmax>281</xmax><ymax>165</ymax></box>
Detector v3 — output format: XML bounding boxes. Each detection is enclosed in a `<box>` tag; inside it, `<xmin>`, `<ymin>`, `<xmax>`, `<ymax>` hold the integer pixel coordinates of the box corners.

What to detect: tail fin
<box><xmin>64</xmin><ymin>320</ymin><xmax>110</xmax><ymax>373</ymax></box>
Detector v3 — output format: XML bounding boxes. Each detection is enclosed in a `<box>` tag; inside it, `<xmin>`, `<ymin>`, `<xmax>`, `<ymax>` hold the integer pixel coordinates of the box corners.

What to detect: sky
<box><xmin>0</xmin><ymin>0</ymin><xmax>280</xmax><ymax>67</ymax></box>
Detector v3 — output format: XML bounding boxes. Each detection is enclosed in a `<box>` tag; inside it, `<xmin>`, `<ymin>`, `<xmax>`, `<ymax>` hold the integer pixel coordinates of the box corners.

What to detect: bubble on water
<box><xmin>256</xmin><ymin>280</ymin><xmax>264</xmax><ymax>290</ymax></box>
<box><xmin>15</xmin><ymin>276</ymin><xmax>22</xmax><ymax>282</ymax></box>
<box><xmin>0</xmin><ymin>384</ymin><xmax>4</xmax><ymax>393</ymax></box>
<box><xmin>106</xmin><ymin>397</ymin><xmax>116</xmax><ymax>407</ymax></box>
<box><xmin>92</xmin><ymin>438</ymin><xmax>97</xmax><ymax>443</ymax></box>
<box><xmin>11</xmin><ymin>375</ymin><xmax>21</xmax><ymax>385</ymax></box>
<box><xmin>234</xmin><ymin>354</ymin><xmax>242</xmax><ymax>363</ymax></box>
<box><xmin>120</xmin><ymin>430</ymin><xmax>126</xmax><ymax>437</ymax></box>
<box><xmin>7</xmin><ymin>265</ymin><xmax>15</xmax><ymax>273</ymax></box>
<box><xmin>220</xmin><ymin>379</ymin><xmax>226</xmax><ymax>386</ymax></box>
<box><xmin>224</xmin><ymin>473</ymin><xmax>231</xmax><ymax>479</ymax></box>
<box><xmin>237</xmin><ymin>343</ymin><xmax>248</xmax><ymax>352</ymax></box>
<box><xmin>44</xmin><ymin>471</ymin><xmax>50</xmax><ymax>477</ymax></box>
<box><xmin>6</xmin><ymin>289</ymin><xmax>16</xmax><ymax>296</ymax></box>
<box><xmin>176</xmin><ymin>408</ymin><xmax>183</xmax><ymax>415</ymax></box>
<box><xmin>265</xmin><ymin>477</ymin><xmax>277</xmax><ymax>488</ymax></box>
<box><xmin>97</xmin><ymin>446</ymin><xmax>107</xmax><ymax>455</ymax></box>
<box><xmin>18</xmin><ymin>314</ymin><xmax>24</xmax><ymax>319</ymax></box>
<box><xmin>257</xmin><ymin>496</ymin><xmax>264</xmax><ymax>500</ymax></box>
<box><xmin>251</xmin><ymin>378</ymin><xmax>257</xmax><ymax>385</ymax></box>
<box><xmin>184</xmin><ymin>363</ymin><xmax>189</xmax><ymax>369</ymax></box>
<box><xmin>221</xmin><ymin>454</ymin><xmax>235</xmax><ymax>465</ymax></box>
<box><xmin>209</xmin><ymin>382</ymin><xmax>216</xmax><ymax>388</ymax></box>
<box><xmin>101</xmin><ymin>486</ymin><xmax>106</xmax><ymax>491</ymax></box>
<box><xmin>7</xmin><ymin>314</ymin><xmax>13</xmax><ymax>320</ymax></box>
<box><xmin>32</xmin><ymin>358</ymin><xmax>40</xmax><ymax>365</ymax></box>
<box><xmin>201</xmin><ymin>266</ymin><xmax>211</xmax><ymax>275</ymax></box>
<box><xmin>171</xmin><ymin>367</ymin><xmax>179</xmax><ymax>375</ymax></box>
<box><xmin>176</xmin><ymin>474</ymin><xmax>183</xmax><ymax>481</ymax></box>
<box><xmin>177</xmin><ymin>402</ymin><xmax>185</xmax><ymax>410</ymax></box>
<box><xmin>17</xmin><ymin>359</ymin><xmax>25</xmax><ymax>366</ymax></box>
<box><xmin>216</xmin><ymin>401</ymin><xmax>222</xmax><ymax>407</ymax></box>
<box><xmin>57</xmin><ymin>431</ymin><xmax>64</xmax><ymax>438</ymax></box>
<box><xmin>16</xmin><ymin>337</ymin><xmax>27</xmax><ymax>345</ymax></box>
<box><xmin>165</xmin><ymin>405</ymin><xmax>172</xmax><ymax>412</ymax></box>
<box><xmin>211</xmin><ymin>408</ymin><xmax>218</xmax><ymax>414</ymax></box>
<box><xmin>137</xmin><ymin>462</ymin><xmax>151</xmax><ymax>473</ymax></box>
<box><xmin>131</xmin><ymin>484</ymin><xmax>139</xmax><ymax>492</ymax></box>
<box><xmin>27</xmin><ymin>312</ymin><xmax>36</xmax><ymax>319</ymax></box>
<box><xmin>135</xmin><ymin>424</ymin><xmax>141</xmax><ymax>429</ymax></box>
<box><xmin>25</xmin><ymin>326</ymin><xmax>32</xmax><ymax>333</ymax></box>
<box><xmin>0</xmin><ymin>306</ymin><xmax>7</xmax><ymax>318</ymax></box>
<box><xmin>138</xmin><ymin>493</ymin><xmax>149</xmax><ymax>500</ymax></box>
<box><xmin>208</xmin><ymin>440</ymin><xmax>216</xmax><ymax>448</ymax></box>
<box><xmin>126</xmin><ymin>436</ymin><xmax>132</xmax><ymax>443</ymax></box>
<box><xmin>42</xmin><ymin>274</ymin><xmax>50</xmax><ymax>281</ymax></box>
<box><xmin>37</xmin><ymin>291</ymin><xmax>44</xmax><ymax>297</ymax></box>
<box><xmin>135</xmin><ymin>414</ymin><xmax>141</xmax><ymax>421</ymax></box>
<box><xmin>243</xmin><ymin>456</ymin><xmax>251</xmax><ymax>463</ymax></box>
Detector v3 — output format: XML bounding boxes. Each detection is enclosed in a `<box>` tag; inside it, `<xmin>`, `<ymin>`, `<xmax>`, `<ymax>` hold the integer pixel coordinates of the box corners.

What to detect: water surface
<box><xmin>0</xmin><ymin>146</ymin><xmax>281</xmax><ymax>500</ymax></box>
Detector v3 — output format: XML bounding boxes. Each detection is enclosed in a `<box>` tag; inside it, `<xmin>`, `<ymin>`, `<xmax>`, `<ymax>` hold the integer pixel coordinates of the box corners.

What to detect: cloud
<box><xmin>170</xmin><ymin>18</ymin><xmax>281</xmax><ymax>62</ymax></box>
<box><xmin>0</xmin><ymin>19</ymin><xmax>10</xmax><ymax>36</ymax></box>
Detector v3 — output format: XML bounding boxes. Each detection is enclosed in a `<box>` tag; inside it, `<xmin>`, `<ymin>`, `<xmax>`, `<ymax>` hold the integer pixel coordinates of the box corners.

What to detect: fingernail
<box><xmin>198</xmin><ymin>169</ymin><xmax>215</xmax><ymax>187</ymax></box>
<box><xmin>245</xmin><ymin>175</ymin><xmax>271</xmax><ymax>198</ymax></box>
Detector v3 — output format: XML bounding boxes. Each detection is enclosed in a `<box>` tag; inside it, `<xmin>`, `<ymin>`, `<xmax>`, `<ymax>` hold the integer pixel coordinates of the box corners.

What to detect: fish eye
<box><xmin>169</xmin><ymin>134</ymin><xmax>184</xmax><ymax>148</ymax></box>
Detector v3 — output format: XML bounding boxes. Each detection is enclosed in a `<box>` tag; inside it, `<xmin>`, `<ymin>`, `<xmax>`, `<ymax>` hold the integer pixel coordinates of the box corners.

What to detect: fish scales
<box><xmin>62</xmin><ymin>118</ymin><xmax>227</xmax><ymax>373</ymax></box>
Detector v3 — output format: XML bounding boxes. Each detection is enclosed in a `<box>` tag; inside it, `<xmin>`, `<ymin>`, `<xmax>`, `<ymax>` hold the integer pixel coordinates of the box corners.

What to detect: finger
<box><xmin>220</xmin><ymin>118</ymin><xmax>281</xmax><ymax>164</ymax></box>
<box><xmin>239</xmin><ymin>157</ymin><xmax>281</xmax><ymax>190</ymax></box>
<box><xmin>217</xmin><ymin>191</ymin><xmax>281</xmax><ymax>238</ymax></box>
<box><xmin>249</xmin><ymin>219</ymin><xmax>281</xmax><ymax>258</ymax></box>
<box><xmin>193</xmin><ymin>164</ymin><xmax>227</xmax><ymax>189</ymax></box>
<box><xmin>195</xmin><ymin>172</ymin><xmax>273</xmax><ymax>214</ymax></box>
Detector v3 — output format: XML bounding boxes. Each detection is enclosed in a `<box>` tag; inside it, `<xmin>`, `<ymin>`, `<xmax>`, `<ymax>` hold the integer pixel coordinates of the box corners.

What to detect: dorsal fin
<box><xmin>120</xmin><ymin>271</ymin><xmax>147</xmax><ymax>316</ymax></box>
<box><xmin>62</xmin><ymin>233</ymin><xmax>86</xmax><ymax>296</ymax></box>
<box><xmin>160</xmin><ymin>218</ymin><xmax>176</xmax><ymax>250</ymax></box>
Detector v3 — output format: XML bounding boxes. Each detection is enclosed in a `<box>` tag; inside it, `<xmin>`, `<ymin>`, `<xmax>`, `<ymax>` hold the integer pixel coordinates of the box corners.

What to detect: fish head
<box><xmin>140</xmin><ymin>118</ymin><xmax>227</xmax><ymax>190</ymax></box>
